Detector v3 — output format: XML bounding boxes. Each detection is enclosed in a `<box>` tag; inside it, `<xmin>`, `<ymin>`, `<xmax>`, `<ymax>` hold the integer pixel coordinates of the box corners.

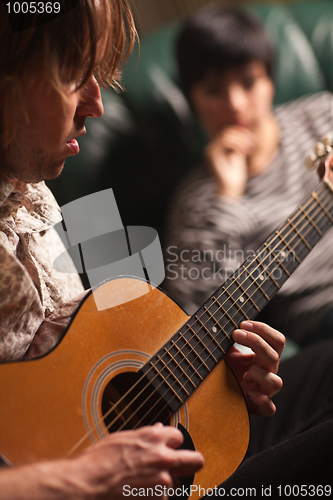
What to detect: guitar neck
<box><xmin>141</xmin><ymin>180</ymin><xmax>333</xmax><ymax>412</ymax></box>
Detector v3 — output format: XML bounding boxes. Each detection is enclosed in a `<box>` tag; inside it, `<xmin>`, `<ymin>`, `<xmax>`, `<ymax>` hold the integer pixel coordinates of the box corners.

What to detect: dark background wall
<box><xmin>130</xmin><ymin>0</ymin><xmax>304</xmax><ymax>34</ymax></box>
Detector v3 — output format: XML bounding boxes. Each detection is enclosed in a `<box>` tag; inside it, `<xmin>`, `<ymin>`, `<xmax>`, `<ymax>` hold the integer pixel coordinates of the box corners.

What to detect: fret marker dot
<box><xmin>239</xmin><ymin>296</ymin><xmax>245</xmax><ymax>303</ymax></box>
<box><xmin>259</xmin><ymin>274</ymin><xmax>264</xmax><ymax>281</ymax></box>
<box><xmin>212</xmin><ymin>327</ymin><xmax>217</xmax><ymax>333</ymax></box>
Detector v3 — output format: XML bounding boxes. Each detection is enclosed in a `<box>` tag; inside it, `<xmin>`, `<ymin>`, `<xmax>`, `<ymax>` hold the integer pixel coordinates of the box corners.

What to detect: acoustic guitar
<box><xmin>0</xmin><ymin>144</ymin><xmax>333</xmax><ymax>498</ymax></box>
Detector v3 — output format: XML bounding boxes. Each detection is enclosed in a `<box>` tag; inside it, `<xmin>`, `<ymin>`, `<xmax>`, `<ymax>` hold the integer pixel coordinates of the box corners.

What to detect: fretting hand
<box><xmin>226</xmin><ymin>321</ymin><xmax>285</xmax><ymax>416</ymax></box>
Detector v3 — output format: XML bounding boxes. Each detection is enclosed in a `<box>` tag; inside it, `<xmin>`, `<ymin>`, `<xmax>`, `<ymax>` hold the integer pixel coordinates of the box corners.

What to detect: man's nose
<box><xmin>77</xmin><ymin>75</ymin><xmax>104</xmax><ymax>119</ymax></box>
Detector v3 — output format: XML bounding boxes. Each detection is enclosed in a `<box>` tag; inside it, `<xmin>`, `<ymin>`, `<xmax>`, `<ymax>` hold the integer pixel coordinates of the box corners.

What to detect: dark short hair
<box><xmin>176</xmin><ymin>5</ymin><xmax>274</xmax><ymax>100</ymax></box>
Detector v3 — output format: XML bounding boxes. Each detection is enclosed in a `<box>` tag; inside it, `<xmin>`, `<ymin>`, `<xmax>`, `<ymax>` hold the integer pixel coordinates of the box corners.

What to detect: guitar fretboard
<box><xmin>140</xmin><ymin>180</ymin><xmax>333</xmax><ymax>412</ymax></box>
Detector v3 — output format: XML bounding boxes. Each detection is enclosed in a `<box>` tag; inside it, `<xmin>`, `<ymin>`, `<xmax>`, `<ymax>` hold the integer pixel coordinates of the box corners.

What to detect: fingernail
<box><xmin>233</xmin><ymin>329</ymin><xmax>247</xmax><ymax>341</ymax></box>
<box><xmin>241</xmin><ymin>321</ymin><xmax>253</xmax><ymax>331</ymax></box>
<box><xmin>247</xmin><ymin>390</ymin><xmax>259</xmax><ymax>398</ymax></box>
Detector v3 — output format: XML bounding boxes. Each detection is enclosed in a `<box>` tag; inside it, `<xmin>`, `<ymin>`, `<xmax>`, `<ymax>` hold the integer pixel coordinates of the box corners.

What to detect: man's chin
<box><xmin>43</xmin><ymin>161</ymin><xmax>66</xmax><ymax>181</ymax></box>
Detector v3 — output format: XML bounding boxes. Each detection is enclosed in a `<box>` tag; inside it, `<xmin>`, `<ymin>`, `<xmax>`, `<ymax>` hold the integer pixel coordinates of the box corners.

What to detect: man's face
<box><xmin>1</xmin><ymin>72</ymin><xmax>104</xmax><ymax>184</ymax></box>
<box><xmin>189</xmin><ymin>61</ymin><xmax>274</xmax><ymax>139</ymax></box>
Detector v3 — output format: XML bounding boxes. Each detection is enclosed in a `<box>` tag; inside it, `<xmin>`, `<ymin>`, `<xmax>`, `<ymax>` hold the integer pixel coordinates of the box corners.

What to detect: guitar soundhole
<box><xmin>101</xmin><ymin>371</ymin><xmax>171</xmax><ymax>432</ymax></box>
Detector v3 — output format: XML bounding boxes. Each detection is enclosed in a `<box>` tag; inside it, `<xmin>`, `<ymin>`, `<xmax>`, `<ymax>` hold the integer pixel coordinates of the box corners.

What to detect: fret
<box><xmin>177</xmin><ymin>323</ymin><xmax>217</xmax><ymax>375</ymax></box>
<box><xmin>216</xmin><ymin>273</ymin><xmax>263</xmax><ymax>322</ymax></box>
<box><xmin>205</xmin><ymin>330</ymin><xmax>224</xmax><ymax>353</ymax></box>
<box><xmin>183</xmin><ymin>326</ymin><xmax>210</xmax><ymax>371</ymax></box>
<box><xmin>149</xmin><ymin>361</ymin><xmax>183</xmax><ymax>403</ymax></box>
<box><xmin>315</xmin><ymin>185</ymin><xmax>333</xmax><ymax>234</ymax></box>
<box><xmin>203</xmin><ymin>307</ymin><xmax>226</xmax><ymax>354</ymax></box>
<box><xmin>211</xmin><ymin>296</ymin><xmax>232</xmax><ymax>343</ymax></box>
<box><xmin>232</xmin><ymin>279</ymin><xmax>260</xmax><ymax>313</ymax></box>
<box><xmin>254</xmin><ymin>251</ymin><xmax>272</xmax><ymax>278</ymax></box>
<box><xmin>170</xmin><ymin>341</ymin><xmax>203</xmax><ymax>381</ymax></box>
<box><xmin>264</xmin><ymin>268</ymin><xmax>280</xmax><ymax>289</ymax></box>
<box><xmin>255</xmin><ymin>252</ymin><xmax>281</xmax><ymax>290</ymax></box>
<box><xmin>246</xmin><ymin>259</ymin><xmax>270</xmax><ymax>300</ymax></box>
<box><xmin>265</xmin><ymin>238</ymin><xmax>291</xmax><ymax>277</ymax></box>
<box><xmin>299</xmin><ymin>204</ymin><xmax>323</xmax><ymax>237</ymax></box>
<box><xmin>274</xmin><ymin>258</ymin><xmax>290</xmax><ymax>277</ymax></box>
<box><xmin>221</xmin><ymin>286</ymin><xmax>250</xmax><ymax>320</ymax></box>
<box><xmin>186</xmin><ymin>324</ymin><xmax>216</xmax><ymax>364</ymax></box>
<box><xmin>156</xmin><ymin>355</ymin><xmax>190</xmax><ymax>396</ymax></box>
<box><xmin>230</xmin><ymin>266</ymin><xmax>269</xmax><ymax>316</ymax></box>
<box><xmin>312</xmin><ymin>192</ymin><xmax>333</xmax><ymax>224</ymax></box>
<box><xmin>287</xmin><ymin>217</ymin><xmax>312</xmax><ymax>251</ymax></box>
<box><xmin>200</xmin><ymin>314</ymin><xmax>225</xmax><ymax>354</ymax></box>
<box><xmin>168</xmin><ymin>335</ymin><xmax>202</xmax><ymax>376</ymax></box>
<box><xmin>275</xmin><ymin>230</ymin><xmax>301</xmax><ymax>264</ymax></box>
<box><xmin>275</xmin><ymin>226</ymin><xmax>305</xmax><ymax>273</ymax></box>
<box><xmin>201</xmin><ymin>301</ymin><xmax>236</xmax><ymax>354</ymax></box>
<box><xmin>163</xmin><ymin>348</ymin><xmax>197</xmax><ymax>388</ymax></box>
<box><xmin>265</xmin><ymin>244</ymin><xmax>291</xmax><ymax>278</ymax></box>
<box><xmin>139</xmin><ymin>181</ymin><xmax>333</xmax><ymax>414</ymax></box>
<box><xmin>194</xmin><ymin>316</ymin><xmax>219</xmax><ymax>362</ymax></box>
<box><xmin>211</xmin><ymin>294</ymin><xmax>238</xmax><ymax>329</ymax></box>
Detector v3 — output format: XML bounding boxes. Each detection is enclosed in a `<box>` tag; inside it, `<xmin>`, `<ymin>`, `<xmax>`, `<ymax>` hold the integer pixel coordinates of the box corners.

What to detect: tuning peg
<box><xmin>305</xmin><ymin>153</ymin><xmax>317</xmax><ymax>170</ymax></box>
<box><xmin>322</xmin><ymin>133</ymin><xmax>333</xmax><ymax>147</ymax></box>
<box><xmin>314</xmin><ymin>142</ymin><xmax>326</xmax><ymax>157</ymax></box>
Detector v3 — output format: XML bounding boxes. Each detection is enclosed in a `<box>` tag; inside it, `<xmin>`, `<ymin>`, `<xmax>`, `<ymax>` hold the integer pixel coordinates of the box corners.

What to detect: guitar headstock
<box><xmin>306</xmin><ymin>134</ymin><xmax>333</xmax><ymax>188</ymax></box>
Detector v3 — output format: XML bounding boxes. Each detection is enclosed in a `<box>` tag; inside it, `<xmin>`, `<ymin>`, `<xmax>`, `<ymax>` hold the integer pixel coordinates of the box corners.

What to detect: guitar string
<box><xmin>65</xmin><ymin>182</ymin><xmax>333</xmax><ymax>457</ymax></box>
<box><xmin>110</xmin><ymin>183</ymin><xmax>333</xmax><ymax>429</ymax></box>
<box><xmin>119</xmin><ymin>183</ymin><xmax>333</xmax><ymax>429</ymax></box>
<box><xmin>65</xmin><ymin>182</ymin><xmax>332</xmax><ymax>456</ymax></box>
<box><xmin>105</xmin><ymin>183</ymin><xmax>333</xmax><ymax>432</ymax></box>
<box><xmin>68</xmin><ymin>182</ymin><xmax>333</xmax><ymax>456</ymax></box>
<box><xmin>123</xmin><ymin>185</ymin><xmax>332</xmax><ymax>430</ymax></box>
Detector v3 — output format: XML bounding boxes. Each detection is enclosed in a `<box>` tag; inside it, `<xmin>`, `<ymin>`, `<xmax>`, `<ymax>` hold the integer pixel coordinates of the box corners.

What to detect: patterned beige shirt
<box><xmin>0</xmin><ymin>179</ymin><xmax>84</xmax><ymax>361</ymax></box>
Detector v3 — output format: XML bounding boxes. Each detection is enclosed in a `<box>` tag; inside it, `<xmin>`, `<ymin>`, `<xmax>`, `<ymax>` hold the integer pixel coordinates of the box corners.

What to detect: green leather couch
<box><xmin>48</xmin><ymin>0</ymin><xmax>333</xmax><ymax>240</ymax></box>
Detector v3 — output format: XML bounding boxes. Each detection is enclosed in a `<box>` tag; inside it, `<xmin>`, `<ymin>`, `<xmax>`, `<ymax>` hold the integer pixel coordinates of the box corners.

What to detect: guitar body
<box><xmin>0</xmin><ymin>277</ymin><xmax>249</xmax><ymax>496</ymax></box>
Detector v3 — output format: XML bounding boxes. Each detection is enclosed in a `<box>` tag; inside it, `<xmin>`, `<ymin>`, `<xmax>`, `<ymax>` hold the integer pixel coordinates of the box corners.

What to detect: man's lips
<box><xmin>66</xmin><ymin>138</ymin><xmax>80</xmax><ymax>155</ymax></box>
<box><xmin>66</xmin><ymin>128</ymin><xmax>86</xmax><ymax>155</ymax></box>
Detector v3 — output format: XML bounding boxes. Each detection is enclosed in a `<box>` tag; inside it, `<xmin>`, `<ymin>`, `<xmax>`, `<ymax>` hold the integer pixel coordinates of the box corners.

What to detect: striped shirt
<box><xmin>164</xmin><ymin>92</ymin><xmax>333</xmax><ymax>345</ymax></box>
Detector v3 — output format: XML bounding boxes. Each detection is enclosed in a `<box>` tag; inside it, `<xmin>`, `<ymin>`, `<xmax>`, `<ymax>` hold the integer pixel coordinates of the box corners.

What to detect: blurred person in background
<box><xmin>164</xmin><ymin>5</ymin><xmax>333</xmax><ymax>347</ymax></box>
